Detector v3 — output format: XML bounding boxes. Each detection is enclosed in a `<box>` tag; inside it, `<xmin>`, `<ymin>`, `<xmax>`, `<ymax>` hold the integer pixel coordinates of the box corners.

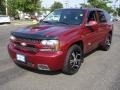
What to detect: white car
<box><xmin>0</xmin><ymin>15</ymin><xmax>11</xmax><ymax>24</ymax></box>
<box><xmin>37</xmin><ymin>15</ymin><xmax>45</xmax><ymax>21</ymax></box>
<box><xmin>24</xmin><ymin>14</ymin><xmax>30</xmax><ymax>20</ymax></box>
<box><xmin>111</xmin><ymin>16</ymin><xmax>120</xmax><ymax>22</ymax></box>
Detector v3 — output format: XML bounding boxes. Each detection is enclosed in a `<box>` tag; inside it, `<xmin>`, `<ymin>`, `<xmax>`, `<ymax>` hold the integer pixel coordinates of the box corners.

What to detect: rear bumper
<box><xmin>8</xmin><ymin>44</ymin><xmax>66</xmax><ymax>71</ymax></box>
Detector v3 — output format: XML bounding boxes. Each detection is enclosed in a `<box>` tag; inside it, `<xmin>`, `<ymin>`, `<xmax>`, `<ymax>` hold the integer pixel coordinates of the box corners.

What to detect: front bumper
<box><xmin>8</xmin><ymin>44</ymin><xmax>66</xmax><ymax>71</ymax></box>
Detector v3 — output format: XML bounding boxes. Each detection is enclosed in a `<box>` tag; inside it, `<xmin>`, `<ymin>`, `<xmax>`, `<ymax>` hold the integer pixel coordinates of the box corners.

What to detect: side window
<box><xmin>87</xmin><ymin>11</ymin><xmax>97</xmax><ymax>22</ymax></box>
<box><xmin>97</xmin><ymin>11</ymin><xmax>107</xmax><ymax>23</ymax></box>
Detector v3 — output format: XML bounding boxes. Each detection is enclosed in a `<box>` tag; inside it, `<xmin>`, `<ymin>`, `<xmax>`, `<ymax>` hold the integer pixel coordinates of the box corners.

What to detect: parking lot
<box><xmin>0</xmin><ymin>22</ymin><xmax>120</xmax><ymax>90</ymax></box>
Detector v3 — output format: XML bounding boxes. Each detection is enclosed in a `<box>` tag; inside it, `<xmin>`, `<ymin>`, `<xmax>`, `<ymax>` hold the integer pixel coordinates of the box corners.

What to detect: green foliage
<box><xmin>88</xmin><ymin>0</ymin><xmax>111</xmax><ymax>7</ymax></box>
<box><xmin>80</xmin><ymin>3</ymin><xmax>92</xmax><ymax>8</ymax></box>
<box><xmin>80</xmin><ymin>0</ymin><xmax>113</xmax><ymax>13</ymax></box>
<box><xmin>116</xmin><ymin>8</ymin><xmax>120</xmax><ymax>16</ymax></box>
<box><xmin>50</xmin><ymin>1</ymin><xmax>63</xmax><ymax>11</ymax></box>
<box><xmin>23</xmin><ymin>0</ymin><xmax>41</xmax><ymax>13</ymax></box>
<box><xmin>0</xmin><ymin>0</ymin><xmax>5</xmax><ymax>14</ymax></box>
<box><xmin>7</xmin><ymin>0</ymin><xmax>41</xmax><ymax>16</ymax></box>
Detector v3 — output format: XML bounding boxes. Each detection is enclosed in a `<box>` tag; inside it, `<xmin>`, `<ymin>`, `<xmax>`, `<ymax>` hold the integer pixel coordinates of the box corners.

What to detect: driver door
<box><xmin>83</xmin><ymin>11</ymin><xmax>100</xmax><ymax>53</ymax></box>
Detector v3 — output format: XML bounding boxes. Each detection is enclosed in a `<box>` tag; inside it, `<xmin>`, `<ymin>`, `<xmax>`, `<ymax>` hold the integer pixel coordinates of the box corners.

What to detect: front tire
<box><xmin>63</xmin><ymin>45</ymin><xmax>83</xmax><ymax>75</ymax></box>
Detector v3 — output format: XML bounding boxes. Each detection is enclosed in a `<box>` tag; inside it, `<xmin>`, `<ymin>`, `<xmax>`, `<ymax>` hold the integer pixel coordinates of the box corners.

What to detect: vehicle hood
<box><xmin>11</xmin><ymin>24</ymin><xmax>79</xmax><ymax>40</ymax></box>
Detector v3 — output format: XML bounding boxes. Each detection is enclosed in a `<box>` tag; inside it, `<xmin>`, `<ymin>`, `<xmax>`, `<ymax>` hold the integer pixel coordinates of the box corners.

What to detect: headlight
<box><xmin>40</xmin><ymin>40</ymin><xmax>60</xmax><ymax>52</ymax></box>
<box><xmin>10</xmin><ymin>35</ymin><xmax>16</xmax><ymax>41</ymax></box>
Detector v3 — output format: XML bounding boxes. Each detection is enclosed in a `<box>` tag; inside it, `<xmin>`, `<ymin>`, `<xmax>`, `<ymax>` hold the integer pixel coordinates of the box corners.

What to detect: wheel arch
<box><xmin>68</xmin><ymin>40</ymin><xmax>84</xmax><ymax>54</ymax></box>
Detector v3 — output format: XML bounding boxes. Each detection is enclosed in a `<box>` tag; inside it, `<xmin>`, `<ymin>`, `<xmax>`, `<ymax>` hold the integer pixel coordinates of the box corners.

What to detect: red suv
<box><xmin>8</xmin><ymin>8</ymin><xmax>113</xmax><ymax>75</ymax></box>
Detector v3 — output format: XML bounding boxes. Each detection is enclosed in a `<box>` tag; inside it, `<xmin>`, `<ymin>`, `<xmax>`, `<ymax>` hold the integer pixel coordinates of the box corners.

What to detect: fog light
<box><xmin>38</xmin><ymin>64</ymin><xmax>50</xmax><ymax>71</ymax></box>
<box><xmin>27</xmin><ymin>62</ymin><xmax>34</xmax><ymax>67</ymax></box>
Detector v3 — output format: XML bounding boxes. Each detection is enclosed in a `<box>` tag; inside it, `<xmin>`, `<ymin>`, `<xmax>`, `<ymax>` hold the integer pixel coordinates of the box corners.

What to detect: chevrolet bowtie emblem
<box><xmin>21</xmin><ymin>42</ymin><xmax>27</xmax><ymax>46</ymax></box>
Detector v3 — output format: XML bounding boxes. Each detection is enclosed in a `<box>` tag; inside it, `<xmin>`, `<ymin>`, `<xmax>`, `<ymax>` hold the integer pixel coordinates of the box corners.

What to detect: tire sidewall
<box><xmin>63</xmin><ymin>45</ymin><xmax>83</xmax><ymax>75</ymax></box>
<box><xmin>103</xmin><ymin>33</ymin><xmax>112</xmax><ymax>51</ymax></box>
<box><xmin>104</xmin><ymin>34</ymin><xmax>112</xmax><ymax>51</ymax></box>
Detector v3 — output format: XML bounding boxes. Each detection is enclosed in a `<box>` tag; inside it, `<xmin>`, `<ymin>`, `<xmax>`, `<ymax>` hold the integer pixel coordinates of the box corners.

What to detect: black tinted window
<box><xmin>87</xmin><ymin>11</ymin><xmax>97</xmax><ymax>22</ymax></box>
<box><xmin>60</xmin><ymin>10</ymin><xmax>84</xmax><ymax>25</ymax></box>
<box><xmin>97</xmin><ymin>11</ymin><xmax>107</xmax><ymax>23</ymax></box>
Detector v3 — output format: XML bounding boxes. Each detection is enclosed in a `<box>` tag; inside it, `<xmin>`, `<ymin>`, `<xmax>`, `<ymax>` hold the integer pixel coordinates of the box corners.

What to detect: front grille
<box><xmin>16</xmin><ymin>38</ymin><xmax>40</xmax><ymax>43</ymax></box>
<box><xmin>11</xmin><ymin>37</ymin><xmax>42</xmax><ymax>53</ymax></box>
<box><xmin>13</xmin><ymin>37</ymin><xmax>39</xmax><ymax>53</ymax></box>
<box><xmin>15</xmin><ymin>44</ymin><xmax>38</xmax><ymax>53</ymax></box>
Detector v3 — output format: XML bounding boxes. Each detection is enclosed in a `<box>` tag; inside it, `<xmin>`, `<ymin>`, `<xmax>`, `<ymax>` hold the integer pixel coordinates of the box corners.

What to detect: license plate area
<box><xmin>16</xmin><ymin>54</ymin><xmax>26</xmax><ymax>63</ymax></box>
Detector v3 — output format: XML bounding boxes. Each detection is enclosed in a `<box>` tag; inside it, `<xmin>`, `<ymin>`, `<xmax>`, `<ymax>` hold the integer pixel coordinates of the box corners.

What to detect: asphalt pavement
<box><xmin>0</xmin><ymin>22</ymin><xmax>120</xmax><ymax>90</ymax></box>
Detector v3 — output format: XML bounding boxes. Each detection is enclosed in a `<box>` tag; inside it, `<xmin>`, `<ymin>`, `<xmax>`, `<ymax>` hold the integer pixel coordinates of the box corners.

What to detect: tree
<box><xmin>50</xmin><ymin>1</ymin><xmax>63</xmax><ymax>11</ymax></box>
<box><xmin>7</xmin><ymin>0</ymin><xmax>42</xmax><ymax>16</ymax></box>
<box><xmin>80</xmin><ymin>3</ymin><xmax>91</xmax><ymax>8</ymax></box>
<box><xmin>7</xmin><ymin>0</ymin><xmax>20</xmax><ymax>16</ymax></box>
<box><xmin>0</xmin><ymin>0</ymin><xmax>5</xmax><ymax>14</ymax></box>
<box><xmin>80</xmin><ymin>0</ymin><xmax>113</xmax><ymax>13</ymax></box>
<box><xmin>116</xmin><ymin>8</ymin><xmax>120</xmax><ymax>16</ymax></box>
<box><xmin>23</xmin><ymin>0</ymin><xmax>41</xmax><ymax>13</ymax></box>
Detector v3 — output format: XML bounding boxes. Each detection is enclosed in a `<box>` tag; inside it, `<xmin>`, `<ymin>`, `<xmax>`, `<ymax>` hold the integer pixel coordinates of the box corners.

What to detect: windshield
<box><xmin>42</xmin><ymin>9</ymin><xmax>84</xmax><ymax>25</ymax></box>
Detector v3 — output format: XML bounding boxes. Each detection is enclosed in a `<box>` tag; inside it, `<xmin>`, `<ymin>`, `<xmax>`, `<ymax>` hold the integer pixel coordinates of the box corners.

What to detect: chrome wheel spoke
<box><xmin>76</xmin><ymin>59</ymin><xmax>81</xmax><ymax>63</ymax></box>
<box><xmin>71</xmin><ymin>62</ymin><xmax>76</xmax><ymax>68</ymax></box>
<box><xmin>70</xmin><ymin>59</ymin><xmax>75</xmax><ymax>64</ymax></box>
<box><xmin>70</xmin><ymin>50</ymin><xmax>81</xmax><ymax>69</ymax></box>
<box><xmin>72</xmin><ymin>52</ymin><xmax>76</xmax><ymax>59</ymax></box>
<box><xmin>76</xmin><ymin>53</ymin><xmax>81</xmax><ymax>58</ymax></box>
<box><xmin>106</xmin><ymin>36</ymin><xmax>111</xmax><ymax>46</ymax></box>
<box><xmin>106</xmin><ymin>39</ymin><xmax>110</xmax><ymax>45</ymax></box>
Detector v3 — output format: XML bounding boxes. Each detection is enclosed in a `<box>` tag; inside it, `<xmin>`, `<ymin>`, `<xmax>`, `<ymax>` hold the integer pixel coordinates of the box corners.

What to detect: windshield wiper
<box><xmin>42</xmin><ymin>21</ymin><xmax>52</xmax><ymax>24</ymax></box>
<box><xmin>56</xmin><ymin>21</ymin><xmax>69</xmax><ymax>25</ymax></box>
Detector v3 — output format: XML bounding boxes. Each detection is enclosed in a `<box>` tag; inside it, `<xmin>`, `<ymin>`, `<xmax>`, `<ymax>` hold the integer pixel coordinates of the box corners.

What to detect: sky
<box><xmin>42</xmin><ymin>0</ymin><xmax>120</xmax><ymax>8</ymax></box>
<box><xmin>42</xmin><ymin>0</ymin><xmax>87</xmax><ymax>8</ymax></box>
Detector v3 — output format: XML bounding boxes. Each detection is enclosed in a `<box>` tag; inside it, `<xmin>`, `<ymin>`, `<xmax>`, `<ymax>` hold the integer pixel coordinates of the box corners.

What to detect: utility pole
<box><xmin>65</xmin><ymin>1</ymin><xmax>68</xmax><ymax>8</ymax></box>
<box><xmin>5</xmin><ymin>0</ymin><xmax>8</xmax><ymax>15</ymax></box>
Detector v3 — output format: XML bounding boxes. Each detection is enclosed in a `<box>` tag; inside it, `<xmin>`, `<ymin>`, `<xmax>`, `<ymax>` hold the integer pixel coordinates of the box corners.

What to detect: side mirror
<box><xmin>85</xmin><ymin>21</ymin><xmax>97</xmax><ymax>27</ymax></box>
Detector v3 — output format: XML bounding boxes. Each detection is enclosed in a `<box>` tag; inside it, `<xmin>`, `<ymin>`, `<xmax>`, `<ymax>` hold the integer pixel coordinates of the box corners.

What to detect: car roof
<box><xmin>57</xmin><ymin>8</ymin><xmax>105</xmax><ymax>12</ymax></box>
